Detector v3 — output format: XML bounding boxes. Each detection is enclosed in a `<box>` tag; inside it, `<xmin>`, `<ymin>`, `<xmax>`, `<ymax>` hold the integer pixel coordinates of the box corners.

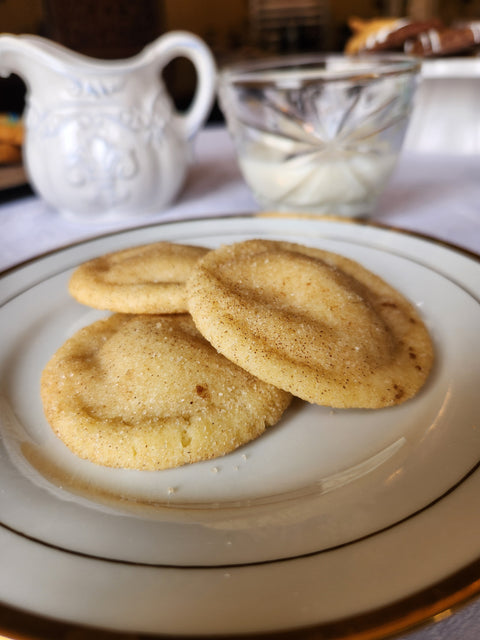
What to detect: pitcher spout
<box><xmin>0</xmin><ymin>33</ymin><xmax>75</xmax><ymax>89</ymax></box>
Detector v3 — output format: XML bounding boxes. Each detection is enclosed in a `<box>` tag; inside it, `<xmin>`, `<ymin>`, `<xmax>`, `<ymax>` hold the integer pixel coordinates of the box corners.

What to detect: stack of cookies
<box><xmin>41</xmin><ymin>239</ymin><xmax>434</xmax><ymax>471</ymax></box>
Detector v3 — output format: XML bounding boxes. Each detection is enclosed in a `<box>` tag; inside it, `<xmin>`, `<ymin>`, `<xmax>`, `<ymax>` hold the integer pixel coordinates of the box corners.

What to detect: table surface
<box><xmin>0</xmin><ymin>125</ymin><xmax>479</xmax><ymax>640</ymax></box>
<box><xmin>2</xmin><ymin>125</ymin><xmax>480</xmax><ymax>274</ymax></box>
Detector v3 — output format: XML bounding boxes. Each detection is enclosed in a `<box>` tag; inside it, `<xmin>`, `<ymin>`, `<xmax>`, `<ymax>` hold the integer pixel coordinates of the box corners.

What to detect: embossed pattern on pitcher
<box><xmin>25</xmin><ymin>83</ymin><xmax>174</xmax><ymax>210</ymax></box>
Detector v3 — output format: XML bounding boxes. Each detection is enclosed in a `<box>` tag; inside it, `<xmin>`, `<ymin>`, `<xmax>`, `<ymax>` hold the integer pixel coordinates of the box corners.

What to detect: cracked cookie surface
<box><xmin>40</xmin><ymin>313</ymin><xmax>291</xmax><ymax>470</ymax></box>
<box><xmin>187</xmin><ymin>239</ymin><xmax>434</xmax><ymax>409</ymax></box>
<box><xmin>69</xmin><ymin>242</ymin><xmax>209</xmax><ymax>314</ymax></box>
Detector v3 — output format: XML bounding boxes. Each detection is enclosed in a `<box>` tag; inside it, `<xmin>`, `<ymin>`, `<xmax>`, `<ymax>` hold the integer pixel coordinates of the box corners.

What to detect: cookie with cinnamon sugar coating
<box><xmin>186</xmin><ymin>239</ymin><xmax>434</xmax><ymax>409</ymax></box>
<box><xmin>40</xmin><ymin>313</ymin><xmax>291</xmax><ymax>470</ymax></box>
<box><xmin>69</xmin><ymin>242</ymin><xmax>209</xmax><ymax>314</ymax></box>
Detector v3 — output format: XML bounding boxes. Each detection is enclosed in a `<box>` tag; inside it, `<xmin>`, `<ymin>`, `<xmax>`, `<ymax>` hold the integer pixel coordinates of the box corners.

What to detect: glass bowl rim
<box><xmin>219</xmin><ymin>53</ymin><xmax>421</xmax><ymax>86</ymax></box>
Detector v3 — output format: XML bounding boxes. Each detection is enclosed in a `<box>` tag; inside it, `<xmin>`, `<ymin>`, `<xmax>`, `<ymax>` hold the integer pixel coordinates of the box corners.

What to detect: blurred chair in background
<box><xmin>248</xmin><ymin>0</ymin><xmax>332</xmax><ymax>52</ymax></box>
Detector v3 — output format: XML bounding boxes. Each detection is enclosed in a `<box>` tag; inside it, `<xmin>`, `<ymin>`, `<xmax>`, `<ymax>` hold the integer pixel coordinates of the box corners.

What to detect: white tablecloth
<box><xmin>1</xmin><ymin>125</ymin><xmax>479</xmax><ymax>640</ymax></box>
<box><xmin>1</xmin><ymin>125</ymin><xmax>480</xmax><ymax>273</ymax></box>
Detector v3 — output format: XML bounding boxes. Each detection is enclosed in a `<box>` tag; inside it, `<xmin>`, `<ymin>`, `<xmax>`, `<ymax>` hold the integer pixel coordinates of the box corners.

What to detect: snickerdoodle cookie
<box><xmin>40</xmin><ymin>313</ymin><xmax>291</xmax><ymax>470</ymax></box>
<box><xmin>68</xmin><ymin>242</ymin><xmax>209</xmax><ymax>314</ymax></box>
<box><xmin>186</xmin><ymin>239</ymin><xmax>434</xmax><ymax>409</ymax></box>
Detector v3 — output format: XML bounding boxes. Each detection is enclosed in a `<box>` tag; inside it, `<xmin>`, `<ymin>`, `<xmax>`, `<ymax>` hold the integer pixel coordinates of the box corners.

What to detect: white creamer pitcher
<box><xmin>0</xmin><ymin>32</ymin><xmax>217</xmax><ymax>220</ymax></box>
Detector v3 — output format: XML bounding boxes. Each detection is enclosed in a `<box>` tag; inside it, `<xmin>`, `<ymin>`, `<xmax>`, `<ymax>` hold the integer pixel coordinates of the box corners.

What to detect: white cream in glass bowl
<box><xmin>219</xmin><ymin>54</ymin><xmax>420</xmax><ymax>217</ymax></box>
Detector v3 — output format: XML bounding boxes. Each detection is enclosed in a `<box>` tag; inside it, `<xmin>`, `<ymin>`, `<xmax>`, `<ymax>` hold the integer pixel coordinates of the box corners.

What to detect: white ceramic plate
<box><xmin>0</xmin><ymin>214</ymin><xmax>479</xmax><ymax>639</ymax></box>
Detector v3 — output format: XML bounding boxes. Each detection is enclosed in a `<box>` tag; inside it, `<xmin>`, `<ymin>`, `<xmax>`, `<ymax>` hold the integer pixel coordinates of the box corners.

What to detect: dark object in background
<box><xmin>0</xmin><ymin>0</ymin><xmax>163</xmax><ymax>116</ymax></box>
<box><xmin>42</xmin><ymin>0</ymin><xmax>162</xmax><ymax>59</ymax></box>
<box><xmin>0</xmin><ymin>75</ymin><xmax>26</xmax><ymax>115</ymax></box>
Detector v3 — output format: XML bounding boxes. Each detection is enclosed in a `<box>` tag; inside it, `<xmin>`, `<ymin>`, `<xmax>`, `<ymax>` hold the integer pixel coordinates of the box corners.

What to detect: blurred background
<box><xmin>1</xmin><ymin>0</ymin><xmax>480</xmax><ymax>120</ymax></box>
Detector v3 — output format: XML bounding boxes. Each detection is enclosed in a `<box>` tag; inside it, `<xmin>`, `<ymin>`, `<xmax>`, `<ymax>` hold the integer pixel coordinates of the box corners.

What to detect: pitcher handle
<box><xmin>149</xmin><ymin>31</ymin><xmax>217</xmax><ymax>140</ymax></box>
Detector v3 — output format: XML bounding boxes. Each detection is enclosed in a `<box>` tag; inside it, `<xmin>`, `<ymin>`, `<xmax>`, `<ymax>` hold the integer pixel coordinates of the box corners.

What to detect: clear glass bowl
<box><xmin>218</xmin><ymin>54</ymin><xmax>421</xmax><ymax>217</ymax></box>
